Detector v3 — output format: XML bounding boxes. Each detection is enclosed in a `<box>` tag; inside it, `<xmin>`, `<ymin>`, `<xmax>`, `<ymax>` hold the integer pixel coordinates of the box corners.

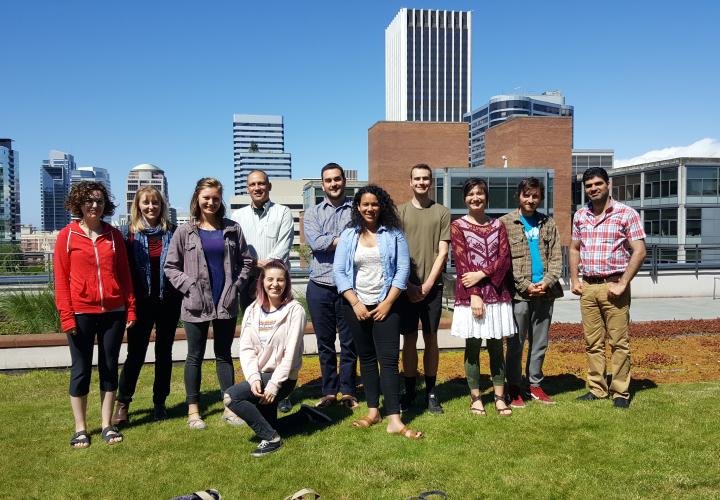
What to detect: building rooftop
<box><xmin>131</xmin><ymin>163</ymin><xmax>163</xmax><ymax>172</ymax></box>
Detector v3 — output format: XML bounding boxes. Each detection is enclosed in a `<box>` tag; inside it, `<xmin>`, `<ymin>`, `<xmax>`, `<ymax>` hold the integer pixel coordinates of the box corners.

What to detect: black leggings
<box><xmin>183</xmin><ymin>318</ymin><xmax>237</xmax><ymax>405</ymax></box>
<box><xmin>117</xmin><ymin>295</ymin><xmax>181</xmax><ymax>405</ymax></box>
<box><xmin>67</xmin><ymin>311</ymin><xmax>126</xmax><ymax>397</ymax></box>
<box><xmin>225</xmin><ymin>374</ymin><xmax>305</xmax><ymax>441</ymax></box>
<box><xmin>342</xmin><ymin>301</ymin><xmax>401</xmax><ymax>415</ymax></box>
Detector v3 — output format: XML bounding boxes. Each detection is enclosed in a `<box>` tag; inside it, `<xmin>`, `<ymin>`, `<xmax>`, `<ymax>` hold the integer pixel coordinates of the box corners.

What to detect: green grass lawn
<box><xmin>2</xmin><ymin>365</ymin><xmax>720</xmax><ymax>499</ymax></box>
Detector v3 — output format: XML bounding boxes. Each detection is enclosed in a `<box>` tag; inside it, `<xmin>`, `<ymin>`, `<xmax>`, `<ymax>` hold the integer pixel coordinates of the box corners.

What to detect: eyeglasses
<box><xmin>83</xmin><ymin>198</ymin><xmax>106</xmax><ymax>206</ymax></box>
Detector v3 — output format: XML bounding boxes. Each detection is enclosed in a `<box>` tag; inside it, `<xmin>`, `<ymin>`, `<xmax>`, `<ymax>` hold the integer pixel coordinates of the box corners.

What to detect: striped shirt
<box><xmin>572</xmin><ymin>199</ymin><xmax>645</xmax><ymax>278</ymax></box>
<box><xmin>303</xmin><ymin>197</ymin><xmax>353</xmax><ymax>286</ymax></box>
<box><xmin>232</xmin><ymin>200</ymin><xmax>294</xmax><ymax>268</ymax></box>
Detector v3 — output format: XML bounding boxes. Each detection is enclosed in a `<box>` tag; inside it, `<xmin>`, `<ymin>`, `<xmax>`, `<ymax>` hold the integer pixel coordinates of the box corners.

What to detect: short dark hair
<box><xmin>582</xmin><ymin>167</ymin><xmax>609</xmax><ymax>184</ymax></box>
<box><xmin>516</xmin><ymin>177</ymin><xmax>545</xmax><ymax>200</ymax></box>
<box><xmin>321</xmin><ymin>162</ymin><xmax>345</xmax><ymax>180</ymax></box>
<box><xmin>463</xmin><ymin>177</ymin><xmax>488</xmax><ymax>198</ymax></box>
<box><xmin>65</xmin><ymin>181</ymin><xmax>116</xmax><ymax>218</ymax></box>
<box><xmin>410</xmin><ymin>163</ymin><xmax>432</xmax><ymax>178</ymax></box>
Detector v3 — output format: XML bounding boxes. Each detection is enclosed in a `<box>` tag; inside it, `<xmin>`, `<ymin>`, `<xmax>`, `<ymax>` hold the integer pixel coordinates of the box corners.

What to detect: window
<box><xmin>644</xmin><ymin>168</ymin><xmax>677</xmax><ymax>199</ymax></box>
<box><xmin>686</xmin><ymin>208</ymin><xmax>702</xmax><ymax>236</ymax></box>
<box><xmin>643</xmin><ymin>208</ymin><xmax>677</xmax><ymax>236</ymax></box>
<box><xmin>686</xmin><ymin>166</ymin><xmax>719</xmax><ymax>197</ymax></box>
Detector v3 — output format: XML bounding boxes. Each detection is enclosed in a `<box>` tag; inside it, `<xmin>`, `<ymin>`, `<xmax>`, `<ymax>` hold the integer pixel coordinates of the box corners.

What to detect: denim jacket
<box><xmin>333</xmin><ymin>226</ymin><xmax>410</xmax><ymax>303</ymax></box>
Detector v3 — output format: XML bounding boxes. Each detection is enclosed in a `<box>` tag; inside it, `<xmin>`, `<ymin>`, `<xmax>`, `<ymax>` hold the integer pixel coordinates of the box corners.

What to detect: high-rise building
<box><xmin>385</xmin><ymin>8</ymin><xmax>472</xmax><ymax>122</ymax></box>
<box><xmin>41</xmin><ymin>150</ymin><xmax>75</xmax><ymax>231</ymax></box>
<box><xmin>0</xmin><ymin>139</ymin><xmax>20</xmax><ymax>242</ymax></box>
<box><xmin>125</xmin><ymin>163</ymin><xmax>170</xmax><ymax>215</ymax></box>
<box><xmin>233</xmin><ymin>114</ymin><xmax>292</xmax><ymax>195</ymax></box>
<box><xmin>71</xmin><ymin>166</ymin><xmax>111</xmax><ymax>192</ymax></box>
<box><xmin>465</xmin><ymin>92</ymin><xmax>574</xmax><ymax>167</ymax></box>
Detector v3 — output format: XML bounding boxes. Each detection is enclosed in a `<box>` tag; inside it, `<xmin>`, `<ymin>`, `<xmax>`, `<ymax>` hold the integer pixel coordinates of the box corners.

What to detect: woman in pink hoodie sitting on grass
<box><xmin>223</xmin><ymin>259</ymin><xmax>331</xmax><ymax>457</ymax></box>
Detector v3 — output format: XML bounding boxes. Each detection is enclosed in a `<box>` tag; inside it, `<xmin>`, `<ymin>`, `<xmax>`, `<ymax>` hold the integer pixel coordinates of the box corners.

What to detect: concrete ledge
<box><xmin>0</xmin><ymin>320</ymin><xmax>455</xmax><ymax>350</ymax></box>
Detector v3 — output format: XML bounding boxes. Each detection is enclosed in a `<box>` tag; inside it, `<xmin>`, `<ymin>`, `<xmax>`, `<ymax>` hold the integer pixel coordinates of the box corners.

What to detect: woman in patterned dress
<box><xmin>450</xmin><ymin>178</ymin><xmax>516</xmax><ymax>417</ymax></box>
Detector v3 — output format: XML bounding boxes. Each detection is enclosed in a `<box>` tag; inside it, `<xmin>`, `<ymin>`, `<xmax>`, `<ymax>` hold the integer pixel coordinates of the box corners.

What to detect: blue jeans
<box><xmin>306</xmin><ymin>280</ymin><xmax>357</xmax><ymax>397</ymax></box>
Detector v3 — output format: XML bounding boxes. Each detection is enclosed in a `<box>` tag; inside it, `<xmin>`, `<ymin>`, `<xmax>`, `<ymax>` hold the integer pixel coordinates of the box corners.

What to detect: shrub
<box><xmin>0</xmin><ymin>288</ymin><xmax>61</xmax><ymax>334</ymax></box>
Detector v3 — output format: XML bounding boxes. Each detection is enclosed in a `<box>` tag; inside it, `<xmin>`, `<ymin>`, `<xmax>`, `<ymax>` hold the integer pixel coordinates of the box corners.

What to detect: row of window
<box><xmin>610</xmin><ymin>166</ymin><xmax>720</xmax><ymax>200</ymax></box>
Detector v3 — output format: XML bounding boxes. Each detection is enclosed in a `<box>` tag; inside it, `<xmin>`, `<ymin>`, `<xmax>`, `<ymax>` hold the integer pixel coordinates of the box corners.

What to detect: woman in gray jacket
<box><xmin>165</xmin><ymin>178</ymin><xmax>253</xmax><ymax>430</ymax></box>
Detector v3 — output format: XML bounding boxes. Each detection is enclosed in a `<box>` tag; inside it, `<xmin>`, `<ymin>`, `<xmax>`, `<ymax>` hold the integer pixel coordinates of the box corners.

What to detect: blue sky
<box><xmin>3</xmin><ymin>0</ymin><xmax>719</xmax><ymax>226</ymax></box>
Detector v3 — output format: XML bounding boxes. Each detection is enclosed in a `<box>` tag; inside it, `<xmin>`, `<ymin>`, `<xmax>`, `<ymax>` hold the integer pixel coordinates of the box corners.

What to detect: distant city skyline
<box><xmin>3</xmin><ymin>1</ymin><xmax>720</xmax><ymax>227</ymax></box>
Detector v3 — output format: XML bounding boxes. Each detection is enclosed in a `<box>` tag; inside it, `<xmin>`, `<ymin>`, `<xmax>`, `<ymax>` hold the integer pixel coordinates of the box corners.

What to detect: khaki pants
<box><xmin>580</xmin><ymin>282</ymin><xmax>631</xmax><ymax>399</ymax></box>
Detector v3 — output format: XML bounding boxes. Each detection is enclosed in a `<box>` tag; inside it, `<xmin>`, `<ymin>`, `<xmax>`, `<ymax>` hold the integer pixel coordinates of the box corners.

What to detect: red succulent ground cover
<box><xmin>295</xmin><ymin>318</ymin><xmax>720</xmax><ymax>386</ymax></box>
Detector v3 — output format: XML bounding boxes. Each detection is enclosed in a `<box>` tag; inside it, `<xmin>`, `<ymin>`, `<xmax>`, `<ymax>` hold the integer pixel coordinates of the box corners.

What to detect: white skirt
<box><xmin>450</xmin><ymin>303</ymin><xmax>517</xmax><ymax>340</ymax></box>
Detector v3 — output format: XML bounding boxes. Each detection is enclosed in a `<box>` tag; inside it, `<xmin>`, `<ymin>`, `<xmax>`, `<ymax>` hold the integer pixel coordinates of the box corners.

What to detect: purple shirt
<box><xmin>199</xmin><ymin>229</ymin><xmax>225</xmax><ymax>307</ymax></box>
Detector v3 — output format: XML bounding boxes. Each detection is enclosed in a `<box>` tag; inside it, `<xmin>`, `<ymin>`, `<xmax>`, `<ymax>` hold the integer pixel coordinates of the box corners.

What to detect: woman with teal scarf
<box><xmin>113</xmin><ymin>186</ymin><xmax>182</xmax><ymax>424</ymax></box>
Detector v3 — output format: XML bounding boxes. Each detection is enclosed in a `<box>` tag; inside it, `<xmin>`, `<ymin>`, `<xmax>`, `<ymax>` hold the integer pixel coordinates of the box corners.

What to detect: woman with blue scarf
<box><xmin>113</xmin><ymin>186</ymin><xmax>182</xmax><ymax>424</ymax></box>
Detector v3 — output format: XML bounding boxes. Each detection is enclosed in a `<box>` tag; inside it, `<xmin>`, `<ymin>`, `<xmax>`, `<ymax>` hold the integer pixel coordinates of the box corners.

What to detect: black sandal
<box><xmin>70</xmin><ymin>430</ymin><xmax>90</xmax><ymax>448</ymax></box>
<box><xmin>101</xmin><ymin>425</ymin><xmax>123</xmax><ymax>445</ymax></box>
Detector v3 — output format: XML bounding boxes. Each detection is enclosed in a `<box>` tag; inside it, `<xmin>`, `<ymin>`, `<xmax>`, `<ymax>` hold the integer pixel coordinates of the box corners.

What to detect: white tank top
<box><xmin>353</xmin><ymin>243</ymin><xmax>384</xmax><ymax>305</ymax></box>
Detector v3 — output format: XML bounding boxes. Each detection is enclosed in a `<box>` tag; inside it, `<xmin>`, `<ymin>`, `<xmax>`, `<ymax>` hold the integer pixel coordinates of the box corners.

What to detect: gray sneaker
<box><xmin>427</xmin><ymin>393</ymin><xmax>444</xmax><ymax>414</ymax></box>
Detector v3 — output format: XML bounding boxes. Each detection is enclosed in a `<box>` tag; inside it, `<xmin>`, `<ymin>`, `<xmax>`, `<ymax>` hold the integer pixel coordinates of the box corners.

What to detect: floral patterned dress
<box><xmin>450</xmin><ymin>216</ymin><xmax>516</xmax><ymax>339</ymax></box>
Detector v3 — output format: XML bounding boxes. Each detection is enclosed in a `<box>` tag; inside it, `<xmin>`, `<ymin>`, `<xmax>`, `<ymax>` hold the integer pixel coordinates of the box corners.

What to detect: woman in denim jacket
<box><xmin>334</xmin><ymin>185</ymin><xmax>422</xmax><ymax>439</ymax></box>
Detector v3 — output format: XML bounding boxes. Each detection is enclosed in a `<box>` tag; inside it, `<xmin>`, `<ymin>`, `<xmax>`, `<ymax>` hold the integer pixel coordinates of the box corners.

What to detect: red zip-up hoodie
<box><xmin>54</xmin><ymin>221</ymin><xmax>137</xmax><ymax>332</ymax></box>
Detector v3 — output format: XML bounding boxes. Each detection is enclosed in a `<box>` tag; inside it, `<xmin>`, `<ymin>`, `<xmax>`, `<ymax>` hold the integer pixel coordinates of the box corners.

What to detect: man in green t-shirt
<box><xmin>397</xmin><ymin>164</ymin><xmax>451</xmax><ymax>414</ymax></box>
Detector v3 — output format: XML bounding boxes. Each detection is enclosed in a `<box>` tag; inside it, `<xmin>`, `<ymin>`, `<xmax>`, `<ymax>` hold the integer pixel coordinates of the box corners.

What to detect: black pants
<box><xmin>307</xmin><ymin>280</ymin><xmax>357</xmax><ymax>397</ymax></box>
<box><xmin>225</xmin><ymin>373</ymin><xmax>307</xmax><ymax>441</ymax></box>
<box><xmin>67</xmin><ymin>311</ymin><xmax>126</xmax><ymax>397</ymax></box>
<box><xmin>342</xmin><ymin>301</ymin><xmax>401</xmax><ymax>415</ymax></box>
<box><xmin>183</xmin><ymin>318</ymin><xmax>237</xmax><ymax>405</ymax></box>
<box><xmin>117</xmin><ymin>295</ymin><xmax>182</xmax><ymax>405</ymax></box>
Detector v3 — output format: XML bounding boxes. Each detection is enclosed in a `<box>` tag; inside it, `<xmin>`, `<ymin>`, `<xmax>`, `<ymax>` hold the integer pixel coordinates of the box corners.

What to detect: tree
<box><xmin>248</xmin><ymin>142</ymin><xmax>259</xmax><ymax>153</ymax></box>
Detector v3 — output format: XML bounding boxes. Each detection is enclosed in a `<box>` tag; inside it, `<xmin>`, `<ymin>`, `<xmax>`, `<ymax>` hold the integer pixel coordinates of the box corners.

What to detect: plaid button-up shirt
<box><xmin>572</xmin><ymin>199</ymin><xmax>645</xmax><ymax>278</ymax></box>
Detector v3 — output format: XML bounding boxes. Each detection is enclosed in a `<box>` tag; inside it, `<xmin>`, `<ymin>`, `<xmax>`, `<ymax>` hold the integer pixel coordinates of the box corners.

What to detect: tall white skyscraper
<box><xmin>125</xmin><ymin>163</ymin><xmax>170</xmax><ymax>215</ymax></box>
<box><xmin>41</xmin><ymin>150</ymin><xmax>75</xmax><ymax>231</ymax></box>
<box><xmin>233</xmin><ymin>114</ymin><xmax>292</xmax><ymax>195</ymax></box>
<box><xmin>385</xmin><ymin>8</ymin><xmax>472</xmax><ymax>122</ymax></box>
<box><xmin>0</xmin><ymin>139</ymin><xmax>20</xmax><ymax>242</ymax></box>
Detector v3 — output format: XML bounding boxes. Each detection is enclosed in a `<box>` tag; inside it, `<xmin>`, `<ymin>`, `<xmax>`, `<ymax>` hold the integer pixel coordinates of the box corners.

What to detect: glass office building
<box><xmin>608</xmin><ymin>157</ymin><xmax>720</xmax><ymax>263</ymax></box>
<box><xmin>464</xmin><ymin>92</ymin><xmax>574</xmax><ymax>167</ymax></box>
<box><xmin>385</xmin><ymin>8</ymin><xmax>471</xmax><ymax>122</ymax></box>
<box><xmin>432</xmin><ymin>167</ymin><xmax>554</xmax><ymax>219</ymax></box>
<box><xmin>41</xmin><ymin>150</ymin><xmax>75</xmax><ymax>231</ymax></box>
<box><xmin>233</xmin><ymin>114</ymin><xmax>292</xmax><ymax>195</ymax></box>
<box><xmin>0</xmin><ymin>139</ymin><xmax>20</xmax><ymax>242</ymax></box>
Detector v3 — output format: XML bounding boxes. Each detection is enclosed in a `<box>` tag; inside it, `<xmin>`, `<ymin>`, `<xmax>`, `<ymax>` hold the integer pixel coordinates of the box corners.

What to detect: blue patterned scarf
<box><xmin>132</xmin><ymin>220</ymin><xmax>172</xmax><ymax>299</ymax></box>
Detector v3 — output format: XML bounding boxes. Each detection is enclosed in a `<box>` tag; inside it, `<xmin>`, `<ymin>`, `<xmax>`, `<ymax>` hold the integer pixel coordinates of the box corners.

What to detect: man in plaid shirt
<box><xmin>570</xmin><ymin>167</ymin><xmax>646</xmax><ymax>409</ymax></box>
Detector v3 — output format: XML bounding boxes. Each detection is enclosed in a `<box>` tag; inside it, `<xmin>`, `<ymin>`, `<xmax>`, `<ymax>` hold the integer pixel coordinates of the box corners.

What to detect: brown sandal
<box><xmin>470</xmin><ymin>395</ymin><xmax>486</xmax><ymax>416</ymax></box>
<box><xmin>389</xmin><ymin>426</ymin><xmax>423</xmax><ymax>440</ymax></box>
<box><xmin>352</xmin><ymin>416</ymin><xmax>381</xmax><ymax>428</ymax></box>
<box><xmin>494</xmin><ymin>394</ymin><xmax>512</xmax><ymax>417</ymax></box>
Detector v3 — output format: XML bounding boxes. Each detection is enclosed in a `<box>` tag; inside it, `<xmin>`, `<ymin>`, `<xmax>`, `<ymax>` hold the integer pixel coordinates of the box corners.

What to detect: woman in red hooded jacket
<box><xmin>53</xmin><ymin>181</ymin><xmax>136</xmax><ymax>448</ymax></box>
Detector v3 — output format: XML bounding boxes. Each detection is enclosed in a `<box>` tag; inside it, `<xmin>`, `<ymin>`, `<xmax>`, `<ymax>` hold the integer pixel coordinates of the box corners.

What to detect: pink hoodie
<box><xmin>238</xmin><ymin>299</ymin><xmax>306</xmax><ymax>396</ymax></box>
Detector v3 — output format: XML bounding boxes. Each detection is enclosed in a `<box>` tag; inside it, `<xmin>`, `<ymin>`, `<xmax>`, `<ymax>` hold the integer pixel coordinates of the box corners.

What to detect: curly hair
<box><xmin>189</xmin><ymin>177</ymin><xmax>226</xmax><ymax>222</ymax></box>
<box><xmin>349</xmin><ymin>184</ymin><xmax>401</xmax><ymax>231</ymax></box>
<box><xmin>65</xmin><ymin>181</ymin><xmax>116</xmax><ymax>218</ymax></box>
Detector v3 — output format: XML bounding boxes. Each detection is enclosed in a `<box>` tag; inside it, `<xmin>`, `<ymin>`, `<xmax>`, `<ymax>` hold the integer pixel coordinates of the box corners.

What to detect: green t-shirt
<box><xmin>398</xmin><ymin>200</ymin><xmax>451</xmax><ymax>286</ymax></box>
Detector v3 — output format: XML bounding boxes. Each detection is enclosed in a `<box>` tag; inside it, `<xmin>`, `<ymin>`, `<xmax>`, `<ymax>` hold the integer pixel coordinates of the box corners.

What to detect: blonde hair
<box><xmin>189</xmin><ymin>177</ymin><xmax>226</xmax><ymax>222</ymax></box>
<box><xmin>129</xmin><ymin>186</ymin><xmax>170</xmax><ymax>232</ymax></box>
